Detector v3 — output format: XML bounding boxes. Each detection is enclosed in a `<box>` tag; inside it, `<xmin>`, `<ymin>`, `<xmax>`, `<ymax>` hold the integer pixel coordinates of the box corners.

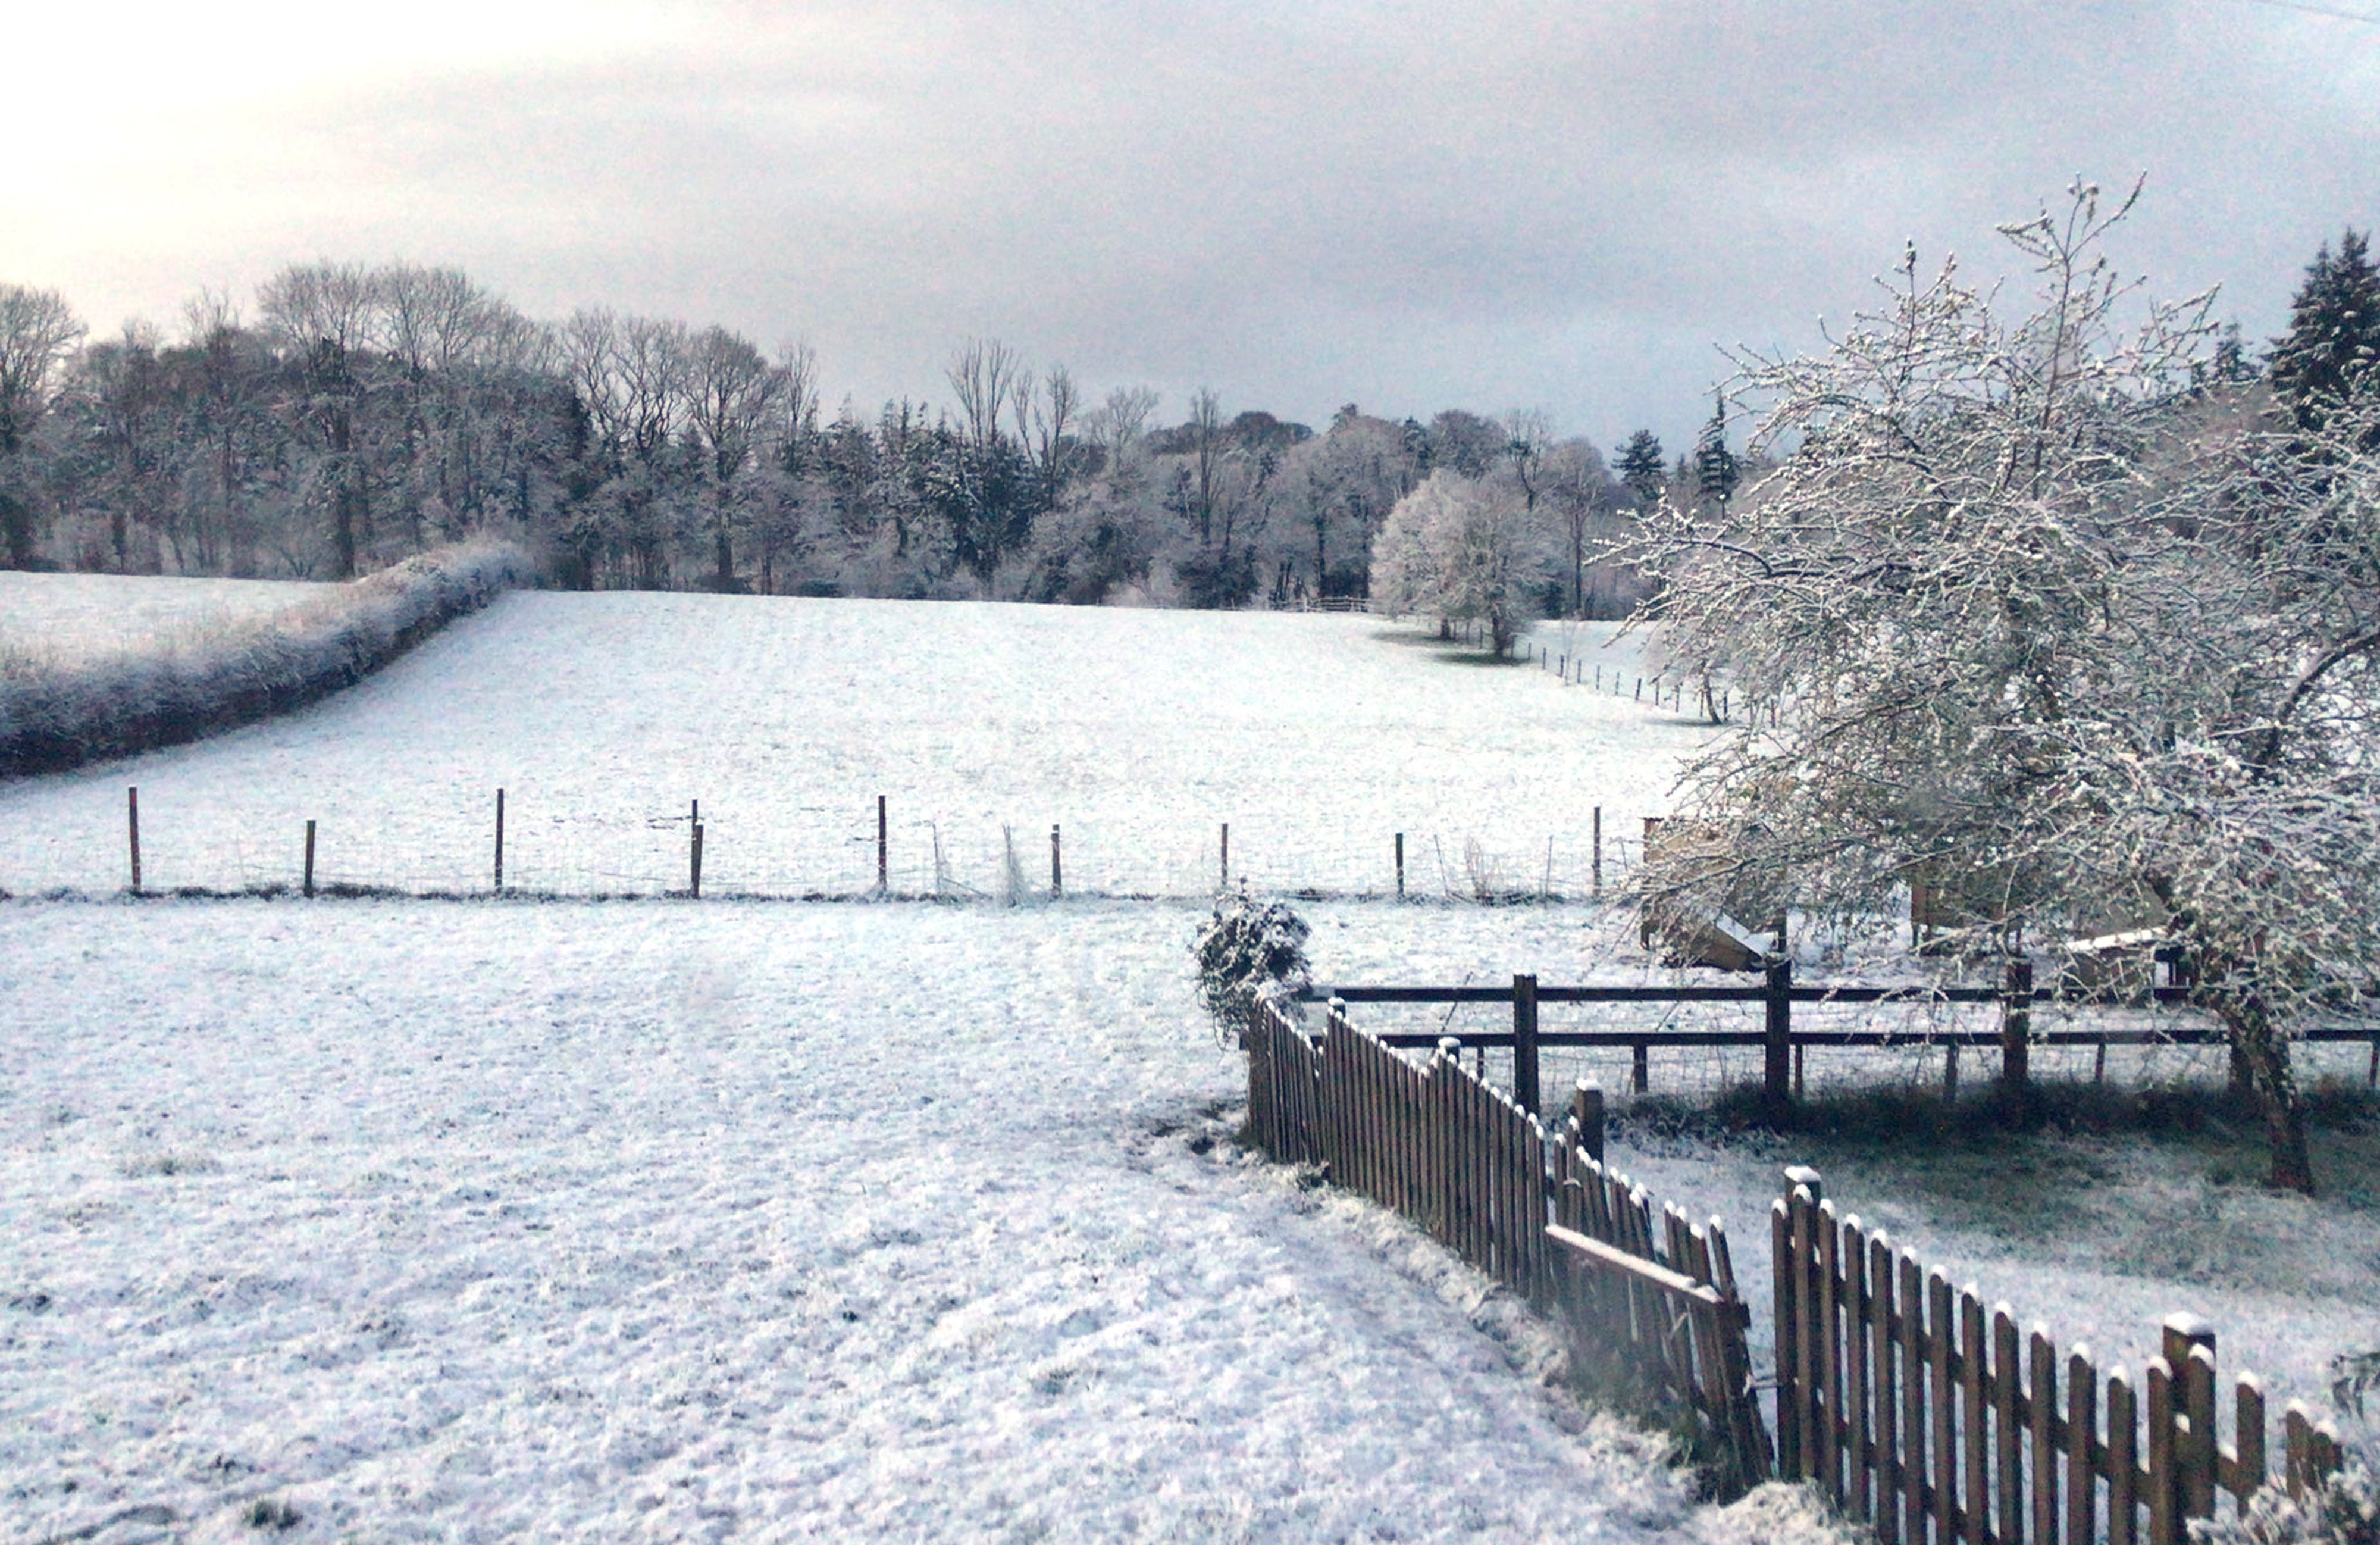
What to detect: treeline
<box><xmin>0</xmin><ymin>264</ymin><xmax>1667</xmax><ymax>614</ymax></box>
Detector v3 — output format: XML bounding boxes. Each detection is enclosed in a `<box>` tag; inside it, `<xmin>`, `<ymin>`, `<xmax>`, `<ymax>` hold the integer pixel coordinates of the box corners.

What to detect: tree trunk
<box><xmin>2210</xmin><ymin>980</ymin><xmax>2317</xmax><ymax>1194</ymax></box>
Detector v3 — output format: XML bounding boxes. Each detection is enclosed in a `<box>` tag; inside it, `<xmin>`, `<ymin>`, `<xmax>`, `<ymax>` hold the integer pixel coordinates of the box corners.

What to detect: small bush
<box><xmin>1192</xmin><ymin>886</ymin><xmax>1311</xmax><ymax>1044</ymax></box>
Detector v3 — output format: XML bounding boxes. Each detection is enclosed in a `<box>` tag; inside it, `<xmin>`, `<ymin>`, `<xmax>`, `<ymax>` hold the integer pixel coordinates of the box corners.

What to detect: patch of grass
<box><xmin>120</xmin><ymin>1150</ymin><xmax>221</xmax><ymax>1179</ymax></box>
<box><xmin>1615</xmin><ymin>1076</ymin><xmax>2380</xmax><ymax>1230</ymax></box>
<box><xmin>245</xmin><ymin>1496</ymin><xmax>302</xmax><ymax>1531</ymax></box>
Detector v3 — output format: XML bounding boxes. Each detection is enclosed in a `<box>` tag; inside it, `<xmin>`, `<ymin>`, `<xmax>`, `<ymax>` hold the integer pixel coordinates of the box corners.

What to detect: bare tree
<box><xmin>0</xmin><ymin>283</ymin><xmax>85</xmax><ymax>567</ymax></box>
<box><xmin>259</xmin><ymin>261</ymin><xmax>378</xmax><ymax>576</ymax></box>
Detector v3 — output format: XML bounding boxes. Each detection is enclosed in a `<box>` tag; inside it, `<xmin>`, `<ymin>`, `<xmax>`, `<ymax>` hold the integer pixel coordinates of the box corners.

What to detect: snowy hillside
<box><xmin>0</xmin><ymin>593</ymin><xmax>1702</xmax><ymax>898</ymax></box>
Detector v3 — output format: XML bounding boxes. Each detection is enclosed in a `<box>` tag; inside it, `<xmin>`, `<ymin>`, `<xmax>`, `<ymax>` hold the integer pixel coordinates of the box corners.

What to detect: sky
<box><xmin>12</xmin><ymin>0</ymin><xmax>2379</xmax><ymax>455</ymax></box>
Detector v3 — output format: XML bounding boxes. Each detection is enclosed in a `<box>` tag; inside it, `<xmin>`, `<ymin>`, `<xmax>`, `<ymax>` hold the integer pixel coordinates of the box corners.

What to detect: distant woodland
<box><xmin>0</xmin><ymin>263</ymin><xmax>1672</xmax><ymax>617</ymax></box>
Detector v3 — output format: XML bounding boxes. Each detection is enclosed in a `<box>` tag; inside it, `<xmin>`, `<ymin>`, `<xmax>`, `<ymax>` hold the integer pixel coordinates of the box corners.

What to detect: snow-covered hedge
<box><xmin>0</xmin><ymin>539</ymin><xmax>534</xmax><ymax>778</ymax></box>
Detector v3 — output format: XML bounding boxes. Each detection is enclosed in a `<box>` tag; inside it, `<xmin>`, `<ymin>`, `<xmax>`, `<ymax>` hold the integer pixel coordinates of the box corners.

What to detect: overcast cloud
<box><xmin>14</xmin><ymin>0</ymin><xmax>2379</xmax><ymax>452</ymax></box>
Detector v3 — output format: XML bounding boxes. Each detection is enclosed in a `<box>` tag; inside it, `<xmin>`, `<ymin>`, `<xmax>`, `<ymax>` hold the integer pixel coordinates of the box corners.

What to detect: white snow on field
<box><xmin>0</xmin><ymin>899</ymin><xmax>1712</xmax><ymax>1543</ymax></box>
<box><xmin>0</xmin><ymin>573</ymin><xmax>335</xmax><ymax>665</ymax></box>
<box><xmin>0</xmin><ymin>594</ymin><xmax>1698</xmax><ymax>899</ymax></box>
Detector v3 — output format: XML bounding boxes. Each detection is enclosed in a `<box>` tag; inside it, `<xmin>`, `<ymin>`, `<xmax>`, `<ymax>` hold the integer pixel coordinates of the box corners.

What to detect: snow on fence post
<box><xmin>127</xmin><ymin>787</ymin><xmax>140</xmax><ymax>895</ymax></box>
<box><xmin>303</xmin><ymin>820</ymin><xmax>317</xmax><ymax>899</ymax></box>
<box><xmin>1512</xmin><ymin>974</ymin><xmax>1540</xmax><ymax>1117</ymax></box>
<box><xmin>1570</xmin><ymin>1078</ymin><xmax>1604</xmax><ymax>1164</ymax></box>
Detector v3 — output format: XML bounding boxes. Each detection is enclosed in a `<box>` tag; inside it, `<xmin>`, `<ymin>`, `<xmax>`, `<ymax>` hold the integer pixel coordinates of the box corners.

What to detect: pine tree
<box><xmin>1693</xmin><ymin>395</ymin><xmax>1739</xmax><ymax>508</ymax></box>
<box><xmin>1615</xmin><ymin>429</ymin><xmax>1665</xmax><ymax>508</ymax></box>
<box><xmin>2270</xmin><ymin>228</ymin><xmax>2380</xmax><ymax>429</ymax></box>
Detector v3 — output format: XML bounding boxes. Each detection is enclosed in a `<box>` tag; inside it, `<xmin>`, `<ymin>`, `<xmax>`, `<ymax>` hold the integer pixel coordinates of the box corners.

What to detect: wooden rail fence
<box><xmin>1244</xmin><ymin>997</ymin><xmax>1771</xmax><ymax>1488</ymax></box>
<box><xmin>1301</xmin><ymin>971</ymin><xmax>2380</xmax><ymax>1108</ymax></box>
<box><xmin>1242</xmin><ymin>993</ymin><xmax>2348</xmax><ymax>1534</ymax></box>
<box><xmin>1776</xmin><ymin>1177</ymin><xmax>2345</xmax><ymax>1543</ymax></box>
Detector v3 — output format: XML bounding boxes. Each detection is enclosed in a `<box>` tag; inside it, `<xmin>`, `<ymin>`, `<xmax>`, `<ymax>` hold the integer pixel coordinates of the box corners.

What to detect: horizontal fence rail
<box><xmin>1299</xmin><ymin>971</ymin><xmax>2380</xmax><ymax>1103</ymax></box>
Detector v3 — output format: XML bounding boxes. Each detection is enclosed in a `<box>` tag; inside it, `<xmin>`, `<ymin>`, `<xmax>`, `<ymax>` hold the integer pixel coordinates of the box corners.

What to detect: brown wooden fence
<box><xmin>1244</xmin><ymin>996</ymin><xmax>1771</xmax><ymax>1488</ymax></box>
<box><xmin>1775</xmin><ymin>1175</ymin><xmax>2344</xmax><ymax>1544</ymax></box>
<box><xmin>1242</xmin><ymin>994</ymin><xmax>2350</xmax><ymax>1534</ymax></box>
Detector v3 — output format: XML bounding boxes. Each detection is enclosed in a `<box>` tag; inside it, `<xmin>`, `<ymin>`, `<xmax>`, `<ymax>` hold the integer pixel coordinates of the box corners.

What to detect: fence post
<box><xmin>877</xmin><ymin>795</ymin><xmax>888</xmax><ymax>892</ymax></box>
<box><xmin>690</xmin><ymin>822</ymin><xmax>704</xmax><ymax>898</ymax></box>
<box><xmin>1592</xmin><ymin>806</ymin><xmax>1602</xmax><ymax>895</ymax></box>
<box><xmin>1050</xmin><ymin>824</ymin><xmax>1063</xmax><ymax>898</ymax></box>
<box><xmin>2002</xmin><ymin>958</ymin><xmax>2033</xmax><ymax>1099</ymax></box>
<box><xmin>303</xmin><ymin>820</ymin><xmax>317</xmax><ymax>898</ymax></box>
<box><xmin>1571</xmin><ymin>1078</ymin><xmax>1604</xmax><ymax>1164</ymax></box>
<box><xmin>494</xmin><ymin>787</ymin><xmax>505</xmax><ymax>895</ymax></box>
<box><xmin>1513</xmin><ymin>974</ymin><xmax>1540</xmax><ymax>1116</ymax></box>
<box><xmin>1765</xmin><ymin>956</ymin><xmax>1794</xmax><ymax>1113</ymax></box>
<box><xmin>2164</xmin><ymin>1315</ymin><xmax>2218</xmax><ymax>1535</ymax></box>
<box><xmin>127</xmin><ymin>787</ymin><xmax>141</xmax><ymax>895</ymax></box>
<box><xmin>1395</xmin><ymin>832</ymin><xmax>1405</xmax><ymax>899</ymax></box>
<box><xmin>1221</xmin><ymin>822</ymin><xmax>1230</xmax><ymax>890</ymax></box>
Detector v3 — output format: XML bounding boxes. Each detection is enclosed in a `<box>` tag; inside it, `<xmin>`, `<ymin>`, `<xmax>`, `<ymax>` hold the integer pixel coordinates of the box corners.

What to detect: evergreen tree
<box><xmin>1692</xmin><ymin>395</ymin><xmax>1739</xmax><ymax>508</ymax></box>
<box><xmin>2269</xmin><ymin>228</ymin><xmax>2380</xmax><ymax>429</ymax></box>
<box><xmin>1616</xmin><ymin>429</ymin><xmax>1665</xmax><ymax>508</ymax></box>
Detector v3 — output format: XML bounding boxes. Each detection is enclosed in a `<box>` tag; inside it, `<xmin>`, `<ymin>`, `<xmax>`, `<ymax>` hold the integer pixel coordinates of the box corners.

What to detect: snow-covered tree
<box><xmin>1632</xmin><ymin>178</ymin><xmax>2380</xmax><ymax>1193</ymax></box>
<box><xmin>1370</xmin><ymin>468</ymin><xmax>1549</xmax><ymax>653</ymax></box>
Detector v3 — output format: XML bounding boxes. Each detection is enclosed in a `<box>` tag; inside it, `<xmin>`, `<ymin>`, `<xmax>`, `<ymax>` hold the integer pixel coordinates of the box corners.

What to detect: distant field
<box><xmin>0</xmin><ymin>593</ymin><xmax>1713</xmax><ymax>897</ymax></box>
<box><xmin>0</xmin><ymin>571</ymin><xmax>336</xmax><ymax>663</ymax></box>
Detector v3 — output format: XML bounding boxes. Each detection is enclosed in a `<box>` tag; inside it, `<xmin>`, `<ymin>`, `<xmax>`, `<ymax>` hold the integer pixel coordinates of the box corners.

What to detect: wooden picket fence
<box><xmin>1241</xmin><ymin>994</ymin><xmax>2350</xmax><ymax>1534</ymax></box>
<box><xmin>1243</xmin><ymin>997</ymin><xmax>1771</xmax><ymax>1488</ymax></box>
<box><xmin>1775</xmin><ymin>1179</ymin><xmax>2345</xmax><ymax>1544</ymax></box>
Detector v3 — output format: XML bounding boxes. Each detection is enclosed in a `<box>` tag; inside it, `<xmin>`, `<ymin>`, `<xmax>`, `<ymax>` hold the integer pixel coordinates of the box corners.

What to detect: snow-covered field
<box><xmin>0</xmin><ymin>574</ymin><xmax>335</xmax><ymax>666</ymax></box>
<box><xmin>5</xmin><ymin>587</ymin><xmax>2375</xmax><ymax>1540</ymax></box>
<box><xmin>0</xmin><ymin>595</ymin><xmax>1695</xmax><ymax>899</ymax></box>
<box><xmin>2</xmin><ymin>899</ymin><xmax>1724</xmax><ymax>1542</ymax></box>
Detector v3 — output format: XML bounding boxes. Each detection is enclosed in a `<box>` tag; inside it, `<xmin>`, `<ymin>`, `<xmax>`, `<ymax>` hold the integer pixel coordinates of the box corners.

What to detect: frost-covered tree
<box><xmin>2270</xmin><ymin>229</ymin><xmax>2380</xmax><ymax>431</ymax></box>
<box><xmin>0</xmin><ymin>284</ymin><xmax>86</xmax><ymax>568</ymax></box>
<box><xmin>1371</xmin><ymin>468</ymin><xmax>1548</xmax><ymax>653</ymax></box>
<box><xmin>1617</xmin><ymin>429</ymin><xmax>1665</xmax><ymax>510</ymax></box>
<box><xmin>1632</xmin><ymin>178</ymin><xmax>2380</xmax><ymax>1193</ymax></box>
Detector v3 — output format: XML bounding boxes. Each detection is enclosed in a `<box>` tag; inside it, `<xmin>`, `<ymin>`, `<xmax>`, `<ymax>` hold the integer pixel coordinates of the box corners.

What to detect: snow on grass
<box><xmin>0</xmin><ymin>573</ymin><xmax>336</xmax><ymax>664</ymax></box>
<box><xmin>0</xmin><ymin>541</ymin><xmax>534</xmax><ymax>780</ymax></box>
<box><xmin>0</xmin><ymin>595</ymin><xmax>1696</xmax><ymax>899</ymax></box>
<box><xmin>0</xmin><ymin>898</ymin><xmax>1704</xmax><ymax>1542</ymax></box>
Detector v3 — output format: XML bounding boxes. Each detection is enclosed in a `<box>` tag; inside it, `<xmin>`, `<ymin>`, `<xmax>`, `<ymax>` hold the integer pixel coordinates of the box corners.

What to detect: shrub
<box><xmin>1192</xmin><ymin>886</ymin><xmax>1312</xmax><ymax>1044</ymax></box>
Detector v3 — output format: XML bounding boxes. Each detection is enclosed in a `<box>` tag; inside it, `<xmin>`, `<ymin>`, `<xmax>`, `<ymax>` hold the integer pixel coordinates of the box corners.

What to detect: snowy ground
<box><xmin>0</xmin><ymin>593</ymin><xmax>1696</xmax><ymax>900</ymax></box>
<box><xmin>0</xmin><ymin>574</ymin><xmax>334</xmax><ymax>666</ymax></box>
<box><xmin>5</xmin><ymin>587</ymin><xmax>2374</xmax><ymax>1538</ymax></box>
<box><xmin>3</xmin><ymin>899</ymin><xmax>1726</xmax><ymax>1543</ymax></box>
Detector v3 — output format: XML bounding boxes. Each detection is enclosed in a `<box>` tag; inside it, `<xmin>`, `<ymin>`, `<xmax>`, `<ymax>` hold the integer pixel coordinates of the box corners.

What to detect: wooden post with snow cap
<box><xmin>2163</xmin><ymin>1313</ymin><xmax>2219</xmax><ymax>1535</ymax></box>
<box><xmin>1512</xmin><ymin>974</ymin><xmax>1540</xmax><ymax>1116</ymax></box>
<box><xmin>127</xmin><ymin>787</ymin><xmax>141</xmax><ymax>895</ymax></box>
<box><xmin>1570</xmin><ymin>1078</ymin><xmax>1604</xmax><ymax>1164</ymax></box>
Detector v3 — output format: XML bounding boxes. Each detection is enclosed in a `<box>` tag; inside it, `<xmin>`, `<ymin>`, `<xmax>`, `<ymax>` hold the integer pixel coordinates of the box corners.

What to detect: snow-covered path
<box><xmin>1</xmin><ymin>899</ymin><xmax>1700</xmax><ymax>1542</ymax></box>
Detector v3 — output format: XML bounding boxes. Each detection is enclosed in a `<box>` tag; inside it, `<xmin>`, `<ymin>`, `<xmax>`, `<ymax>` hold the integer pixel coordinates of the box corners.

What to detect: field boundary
<box><xmin>0</xmin><ymin>539</ymin><xmax>533</xmax><ymax>780</ymax></box>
